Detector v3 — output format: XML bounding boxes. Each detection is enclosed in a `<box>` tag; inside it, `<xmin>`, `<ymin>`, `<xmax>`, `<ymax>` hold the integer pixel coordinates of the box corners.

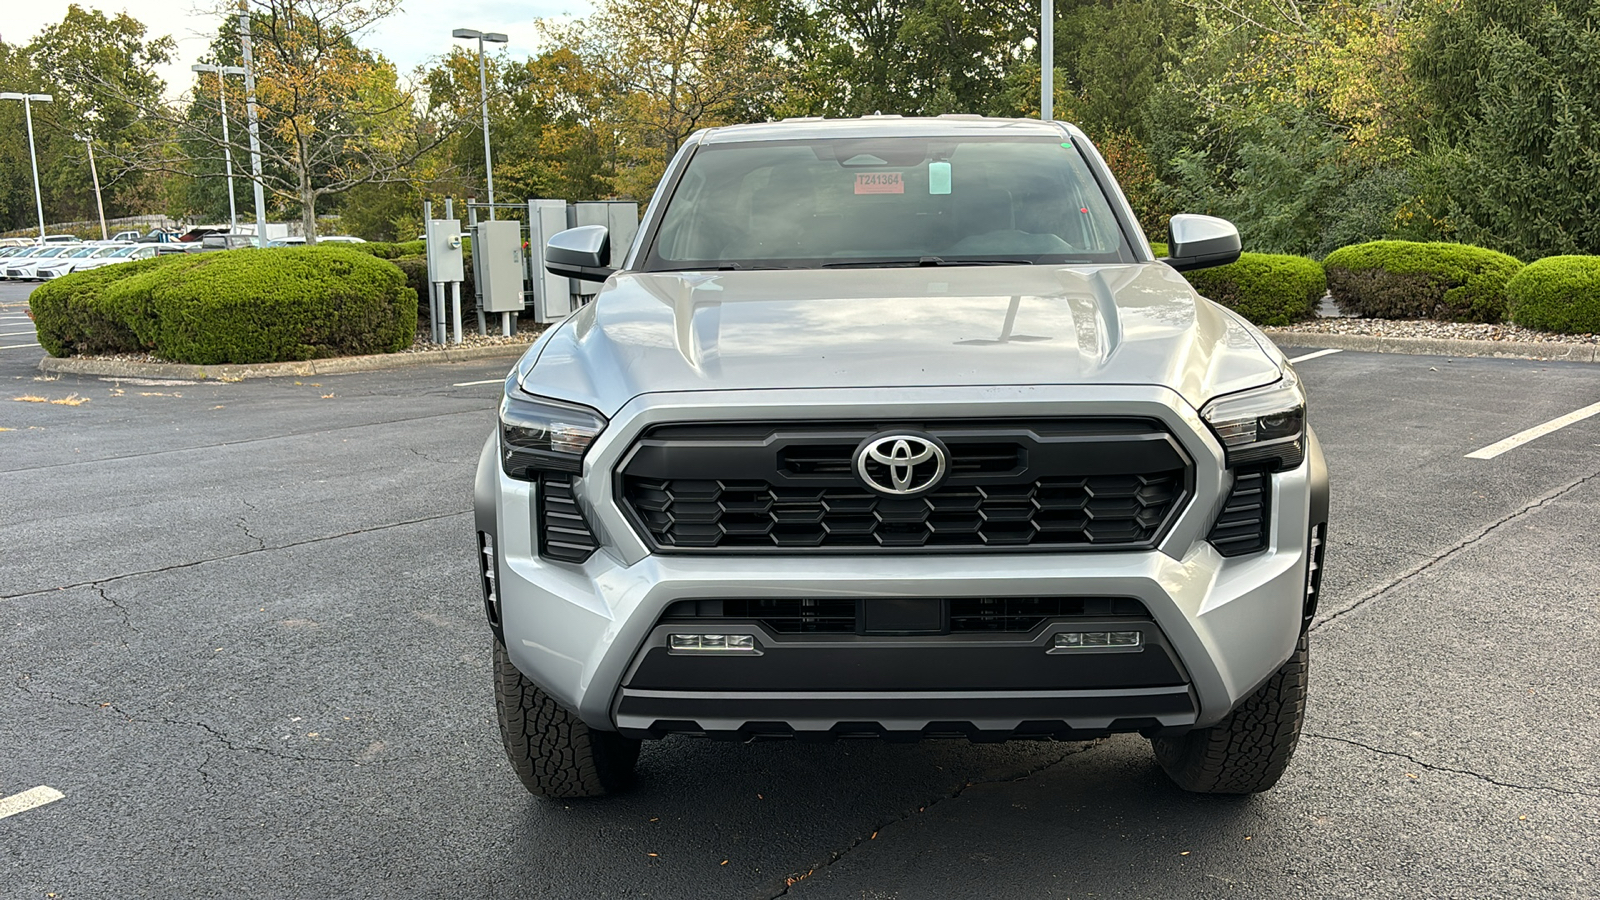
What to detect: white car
<box><xmin>33</xmin><ymin>245</ymin><xmax>130</xmax><ymax>280</ymax></box>
<box><xmin>3</xmin><ymin>246</ymin><xmax>80</xmax><ymax>280</ymax></box>
<box><xmin>70</xmin><ymin>244</ymin><xmax>158</xmax><ymax>272</ymax></box>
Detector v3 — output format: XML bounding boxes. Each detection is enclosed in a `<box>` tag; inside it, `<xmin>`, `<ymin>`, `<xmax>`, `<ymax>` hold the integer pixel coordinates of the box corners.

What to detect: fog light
<box><xmin>668</xmin><ymin>633</ymin><xmax>756</xmax><ymax>653</ymax></box>
<box><xmin>1053</xmin><ymin>631</ymin><xmax>1142</xmax><ymax>649</ymax></box>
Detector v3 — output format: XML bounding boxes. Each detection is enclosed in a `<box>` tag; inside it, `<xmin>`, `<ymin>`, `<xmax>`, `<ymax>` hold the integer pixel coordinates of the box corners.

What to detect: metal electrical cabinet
<box><xmin>475</xmin><ymin>219</ymin><xmax>524</xmax><ymax>313</ymax></box>
<box><xmin>571</xmin><ymin>201</ymin><xmax>640</xmax><ymax>301</ymax></box>
<box><xmin>425</xmin><ymin>219</ymin><xmax>464</xmax><ymax>284</ymax></box>
<box><xmin>527</xmin><ymin>200</ymin><xmax>574</xmax><ymax>323</ymax></box>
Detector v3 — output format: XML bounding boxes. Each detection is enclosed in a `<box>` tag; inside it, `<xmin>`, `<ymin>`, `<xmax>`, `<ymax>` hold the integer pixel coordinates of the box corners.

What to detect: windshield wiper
<box><xmin>822</xmin><ymin>256</ymin><xmax>1032</xmax><ymax>269</ymax></box>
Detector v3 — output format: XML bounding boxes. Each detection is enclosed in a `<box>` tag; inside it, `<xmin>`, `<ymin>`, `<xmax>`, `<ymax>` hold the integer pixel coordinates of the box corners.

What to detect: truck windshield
<box><xmin>644</xmin><ymin>135</ymin><xmax>1135</xmax><ymax>271</ymax></box>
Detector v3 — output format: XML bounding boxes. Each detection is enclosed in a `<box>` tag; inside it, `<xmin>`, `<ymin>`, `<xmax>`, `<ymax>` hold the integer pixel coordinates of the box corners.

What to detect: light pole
<box><xmin>451</xmin><ymin>28</ymin><xmax>508</xmax><ymax>221</ymax></box>
<box><xmin>1040</xmin><ymin>0</ymin><xmax>1053</xmax><ymax>121</ymax></box>
<box><xmin>84</xmin><ymin>137</ymin><xmax>108</xmax><ymax>240</ymax></box>
<box><xmin>239</xmin><ymin>0</ymin><xmax>268</xmax><ymax>240</ymax></box>
<box><xmin>1</xmin><ymin>92</ymin><xmax>54</xmax><ymax>241</ymax></box>
<box><xmin>192</xmin><ymin>63</ymin><xmax>248</xmax><ymax>231</ymax></box>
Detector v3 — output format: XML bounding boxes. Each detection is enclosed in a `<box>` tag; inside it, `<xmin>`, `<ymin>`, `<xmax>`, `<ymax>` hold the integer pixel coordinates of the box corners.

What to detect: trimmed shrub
<box><xmin>1149</xmin><ymin>241</ymin><xmax>1169</xmax><ymax>258</ymax></box>
<box><xmin>349</xmin><ymin>239</ymin><xmax>425</xmax><ymax>260</ymax></box>
<box><xmin>31</xmin><ymin>255</ymin><xmax>197</xmax><ymax>356</ymax></box>
<box><xmin>1183</xmin><ymin>252</ymin><xmax>1326</xmax><ymax>327</ymax></box>
<box><xmin>1506</xmin><ymin>256</ymin><xmax>1600</xmax><ymax>335</ymax></box>
<box><xmin>1323</xmin><ymin>240</ymin><xmax>1523</xmax><ymax>322</ymax></box>
<box><xmin>31</xmin><ymin>246</ymin><xmax>416</xmax><ymax>364</ymax></box>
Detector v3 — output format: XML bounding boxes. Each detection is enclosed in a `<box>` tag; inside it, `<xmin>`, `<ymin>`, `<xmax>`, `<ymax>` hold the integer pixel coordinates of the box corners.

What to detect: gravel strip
<box><xmin>1276</xmin><ymin>317</ymin><xmax>1598</xmax><ymax>344</ymax></box>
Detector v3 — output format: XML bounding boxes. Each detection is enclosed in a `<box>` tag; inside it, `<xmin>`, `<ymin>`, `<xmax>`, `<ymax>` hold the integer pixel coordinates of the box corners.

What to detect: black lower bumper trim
<box><xmin>614</xmin><ymin>686</ymin><xmax>1197</xmax><ymax>741</ymax></box>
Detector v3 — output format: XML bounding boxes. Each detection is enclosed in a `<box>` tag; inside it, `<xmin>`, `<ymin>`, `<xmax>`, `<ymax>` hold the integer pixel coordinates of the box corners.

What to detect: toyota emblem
<box><xmin>856</xmin><ymin>434</ymin><xmax>947</xmax><ymax>495</ymax></box>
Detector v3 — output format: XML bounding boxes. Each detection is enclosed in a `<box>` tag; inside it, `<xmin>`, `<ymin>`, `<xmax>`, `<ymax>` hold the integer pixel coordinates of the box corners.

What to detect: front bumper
<box><xmin>476</xmin><ymin>385</ymin><xmax>1326</xmax><ymax>738</ymax></box>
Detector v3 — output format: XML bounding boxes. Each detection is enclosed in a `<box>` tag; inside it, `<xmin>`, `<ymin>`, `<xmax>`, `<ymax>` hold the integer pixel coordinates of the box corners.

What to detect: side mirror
<box><xmin>1161</xmin><ymin>214</ymin><xmax>1241</xmax><ymax>272</ymax></box>
<box><xmin>545</xmin><ymin>225</ymin><xmax>614</xmax><ymax>283</ymax></box>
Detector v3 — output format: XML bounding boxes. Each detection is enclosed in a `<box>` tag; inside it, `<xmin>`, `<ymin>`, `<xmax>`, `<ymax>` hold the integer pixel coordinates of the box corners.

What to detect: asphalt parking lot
<box><xmin>2</xmin><ymin>278</ymin><xmax>1598</xmax><ymax>898</ymax></box>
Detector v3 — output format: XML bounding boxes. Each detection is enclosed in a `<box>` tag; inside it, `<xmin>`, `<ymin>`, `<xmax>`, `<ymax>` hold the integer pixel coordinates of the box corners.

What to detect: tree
<box><xmin>763</xmin><ymin>0</ymin><xmax>1034</xmax><ymax>119</ymax></box>
<box><xmin>0</xmin><ymin>6</ymin><xmax>174</xmax><ymax>233</ymax></box>
<box><xmin>1411</xmin><ymin>0</ymin><xmax>1600</xmax><ymax>257</ymax></box>
<box><xmin>561</xmin><ymin>0</ymin><xmax>787</xmax><ymax>198</ymax></box>
<box><xmin>424</xmin><ymin>43</ymin><xmax>620</xmax><ymax>205</ymax></box>
<box><xmin>113</xmin><ymin>0</ymin><xmax>456</xmax><ymax>242</ymax></box>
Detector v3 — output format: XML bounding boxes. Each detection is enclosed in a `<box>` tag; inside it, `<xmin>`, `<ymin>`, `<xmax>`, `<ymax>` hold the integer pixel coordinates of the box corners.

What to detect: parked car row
<box><xmin>0</xmin><ymin>230</ymin><xmax>372</xmax><ymax>280</ymax></box>
<box><xmin>0</xmin><ymin>242</ymin><xmax>160</xmax><ymax>281</ymax></box>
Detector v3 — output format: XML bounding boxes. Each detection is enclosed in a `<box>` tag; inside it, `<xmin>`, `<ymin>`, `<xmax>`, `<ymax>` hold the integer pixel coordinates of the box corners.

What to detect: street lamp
<box><xmin>451</xmin><ymin>28</ymin><xmax>508</xmax><ymax>221</ymax></box>
<box><xmin>238</xmin><ymin>0</ymin><xmax>269</xmax><ymax>241</ymax></box>
<box><xmin>0</xmin><ymin>92</ymin><xmax>54</xmax><ymax>241</ymax></box>
<box><xmin>192</xmin><ymin>63</ymin><xmax>248</xmax><ymax>231</ymax></box>
<box><xmin>1040</xmin><ymin>0</ymin><xmax>1053</xmax><ymax>121</ymax></box>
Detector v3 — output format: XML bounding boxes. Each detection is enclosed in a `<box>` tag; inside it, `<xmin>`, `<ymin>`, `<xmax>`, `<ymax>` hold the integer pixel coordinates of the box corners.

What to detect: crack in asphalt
<box><xmin>1311</xmin><ymin>468</ymin><xmax>1599</xmax><ymax>633</ymax></box>
<box><xmin>235</xmin><ymin>500</ymin><xmax>268</xmax><ymax>551</ymax></box>
<box><xmin>93</xmin><ymin>584</ymin><xmax>136</xmax><ymax>634</ymax></box>
<box><xmin>14</xmin><ymin>675</ymin><xmax>416</xmax><ymax>767</ymax></box>
<box><xmin>764</xmin><ymin>741</ymin><xmax>1103</xmax><ymax>898</ymax></box>
<box><xmin>1303</xmin><ymin>732</ymin><xmax>1599</xmax><ymax>799</ymax></box>
<box><xmin>0</xmin><ymin>510</ymin><xmax>471</xmax><ymax>602</ymax></box>
<box><xmin>0</xmin><ymin>407</ymin><xmax>488</xmax><ymax>475</ymax></box>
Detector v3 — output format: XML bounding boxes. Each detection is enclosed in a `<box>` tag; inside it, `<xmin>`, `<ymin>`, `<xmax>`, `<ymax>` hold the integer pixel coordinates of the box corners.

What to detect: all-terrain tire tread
<box><xmin>1152</xmin><ymin>634</ymin><xmax>1309</xmax><ymax>794</ymax></box>
<box><xmin>493</xmin><ymin>640</ymin><xmax>640</xmax><ymax>798</ymax></box>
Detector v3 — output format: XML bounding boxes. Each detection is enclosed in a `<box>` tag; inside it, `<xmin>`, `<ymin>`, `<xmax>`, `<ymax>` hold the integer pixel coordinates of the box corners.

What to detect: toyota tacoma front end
<box><xmin>473</xmin><ymin>116</ymin><xmax>1329</xmax><ymax>798</ymax></box>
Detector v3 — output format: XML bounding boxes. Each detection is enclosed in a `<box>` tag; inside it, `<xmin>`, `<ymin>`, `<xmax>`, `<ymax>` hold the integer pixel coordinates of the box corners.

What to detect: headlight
<box><xmin>499</xmin><ymin>391</ymin><xmax>607</xmax><ymax>479</ymax></box>
<box><xmin>1200</xmin><ymin>369</ymin><xmax>1306</xmax><ymax>469</ymax></box>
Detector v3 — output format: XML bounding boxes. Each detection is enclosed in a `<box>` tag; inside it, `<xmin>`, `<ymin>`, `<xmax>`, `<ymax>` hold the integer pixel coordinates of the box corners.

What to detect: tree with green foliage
<box><xmin>1410</xmin><ymin>0</ymin><xmax>1600</xmax><ymax>258</ymax></box>
<box><xmin>0</xmin><ymin>5</ymin><xmax>174</xmax><ymax>233</ymax></box>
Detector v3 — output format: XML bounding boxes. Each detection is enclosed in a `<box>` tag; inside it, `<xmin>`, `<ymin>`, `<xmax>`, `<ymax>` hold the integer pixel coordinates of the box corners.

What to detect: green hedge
<box><xmin>31</xmin><ymin>246</ymin><xmax>417</xmax><ymax>364</ymax></box>
<box><xmin>1506</xmin><ymin>256</ymin><xmax>1600</xmax><ymax>334</ymax></box>
<box><xmin>30</xmin><ymin>255</ymin><xmax>190</xmax><ymax>357</ymax></box>
<box><xmin>1183</xmin><ymin>252</ymin><xmax>1326</xmax><ymax>326</ymax></box>
<box><xmin>348</xmin><ymin>239</ymin><xmax>425</xmax><ymax>259</ymax></box>
<box><xmin>1323</xmin><ymin>240</ymin><xmax>1523</xmax><ymax>322</ymax></box>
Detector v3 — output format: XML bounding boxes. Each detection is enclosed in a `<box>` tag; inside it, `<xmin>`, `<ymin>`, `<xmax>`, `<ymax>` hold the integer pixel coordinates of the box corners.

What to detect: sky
<box><xmin>4</xmin><ymin>0</ymin><xmax>594</xmax><ymax>98</ymax></box>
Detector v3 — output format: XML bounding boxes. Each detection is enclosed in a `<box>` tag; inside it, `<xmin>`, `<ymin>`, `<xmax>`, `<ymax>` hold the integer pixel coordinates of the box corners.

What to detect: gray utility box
<box><xmin>525</xmin><ymin>199</ymin><xmax>642</xmax><ymax>324</ymax></box>
<box><xmin>426</xmin><ymin>218</ymin><xmax>464</xmax><ymax>284</ymax></box>
<box><xmin>527</xmin><ymin>200</ymin><xmax>574</xmax><ymax>323</ymax></box>
<box><xmin>475</xmin><ymin>220</ymin><xmax>525</xmax><ymax>314</ymax></box>
<box><xmin>570</xmin><ymin>201</ymin><xmax>641</xmax><ymax>300</ymax></box>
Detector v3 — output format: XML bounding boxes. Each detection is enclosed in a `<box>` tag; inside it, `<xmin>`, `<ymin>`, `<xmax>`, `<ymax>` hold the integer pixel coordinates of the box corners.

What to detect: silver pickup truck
<box><xmin>473</xmin><ymin>115</ymin><xmax>1328</xmax><ymax>798</ymax></box>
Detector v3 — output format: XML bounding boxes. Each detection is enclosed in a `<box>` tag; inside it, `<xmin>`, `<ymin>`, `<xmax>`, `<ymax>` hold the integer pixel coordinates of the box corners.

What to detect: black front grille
<box><xmin>663</xmin><ymin>596</ymin><xmax>1151</xmax><ymax>635</ymax></box>
<box><xmin>620</xmin><ymin>420</ymin><xmax>1192</xmax><ymax>553</ymax></box>
<box><xmin>539</xmin><ymin>473</ymin><xmax>599</xmax><ymax>562</ymax></box>
<box><xmin>947</xmin><ymin>596</ymin><xmax>1150</xmax><ymax>632</ymax></box>
<box><xmin>1208</xmin><ymin>468</ymin><xmax>1271</xmax><ymax>556</ymax></box>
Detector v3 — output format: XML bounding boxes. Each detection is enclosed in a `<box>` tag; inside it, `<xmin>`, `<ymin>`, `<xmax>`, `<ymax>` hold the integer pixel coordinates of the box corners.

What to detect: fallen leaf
<box><xmin>647</xmin><ymin>852</ymin><xmax>658</xmax><ymax>858</ymax></box>
<box><xmin>720</xmin><ymin>860</ymin><xmax>728</xmax><ymax>866</ymax></box>
<box><xmin>321</xmin><ymin>393</ymin><xmax>335</xmax><ymax>399</ymax></box>
<box><xmin>13</xmin><ymin>395</ymin><xmax>46</xmax><ymax>403</ymax></box>
<box><xmin>50</xmin><ymin>394</ymin><xmax>89</xmax><ymax>406</ymax></box>
<box><xmin>0</xmin><ymin>427</ymin><xmax>11</xmax><ymax>432</ymax></box>
<box><xmin>870</xmin><ymin>831</ymin><xmax>877</xmax><ymax>840</ymax></box>
<box><xmin>1180</xmin><ymin>851</ymin><xmax>1191</xmax><ymax>856</ymax></box>
<box><xmin>1405</xmin><ymin>773</ymin><xmax>1418</xmax><ymax>779</ymax></box>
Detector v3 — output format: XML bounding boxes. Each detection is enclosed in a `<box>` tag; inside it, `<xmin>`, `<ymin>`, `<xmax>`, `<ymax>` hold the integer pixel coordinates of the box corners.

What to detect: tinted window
<box><xmin>646</xmin><ymin>136</ymin><xmax>1132</xmax><ymax>270</ymax></box>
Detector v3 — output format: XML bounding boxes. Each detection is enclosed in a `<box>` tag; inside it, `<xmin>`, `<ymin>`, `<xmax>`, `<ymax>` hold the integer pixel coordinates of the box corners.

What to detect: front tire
<box><xmin>1151</xmin><ymin>634</ymin><xmax>1308</xmax><ymax>794</ymax></box>
<box><xmin>493</xmin><ymin>639</ymin><xmax>641</xmax><ymax>798</ymax></box>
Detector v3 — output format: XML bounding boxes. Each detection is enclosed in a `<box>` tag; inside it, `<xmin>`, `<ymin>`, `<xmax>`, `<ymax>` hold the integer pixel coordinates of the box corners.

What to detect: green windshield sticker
<box><xmin>1061</xmin><ymin>142</ymin><xmax>1072</xmax><ymax>149</ymax></box>
<box><xmin>929</xmin><ymin>161</ymin><xmax>952</xmax><ymax>195</ymax></box>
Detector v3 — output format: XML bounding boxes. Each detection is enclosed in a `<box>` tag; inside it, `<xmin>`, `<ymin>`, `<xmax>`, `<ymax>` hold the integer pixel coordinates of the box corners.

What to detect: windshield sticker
<box><xmin>855</xmin><ymin>172</ymin><xmax>904</xmax><ymax>195</ymax></box>
<box><xmin>928</xmin><ymin>162</ymin><xmax>952</xmax><ymax>195</ymax></box>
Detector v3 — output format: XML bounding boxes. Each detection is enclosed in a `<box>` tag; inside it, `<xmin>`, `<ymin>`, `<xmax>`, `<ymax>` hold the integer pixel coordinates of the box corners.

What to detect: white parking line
<box><xmin>1288</xmin><ymin>348</ymin><xmax>1344</xmax><ymax>364</ymax></box>
<box><xmin>0</xmin><ymin>330</ymin><xmax>37</xmax><ymax>337</ymax></box>
<box><xmin>0</xmin><ymin>786</ymin><xmax>65</xmax><ymax>820</ymax></box>
<box><xmin>1466</xmin><ymin>400</ymin><xmax>1600</xmax><ymax>460</ymax></box>
<box><xmin>453</xmin><ymin>378</ymin><xmax>504</xmax><ymax>387</ymax></box>
<box><xmin>0</xmin><ymin>343</ymin><xmax>39</xmax><ymax>350</ymax></box>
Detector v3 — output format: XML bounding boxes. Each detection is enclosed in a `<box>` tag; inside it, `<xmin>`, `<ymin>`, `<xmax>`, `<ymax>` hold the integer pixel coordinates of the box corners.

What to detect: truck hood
<box><xmin>521</xmin><ymin>263</ymin><xmax>1283</xmax><ymax>415</ymax></box>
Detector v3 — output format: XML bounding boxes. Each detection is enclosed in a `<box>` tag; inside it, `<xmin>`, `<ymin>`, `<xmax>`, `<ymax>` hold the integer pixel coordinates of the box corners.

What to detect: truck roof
<box><xmin>699</xmin><ymin>114</ymin><xmax>1074</xmax><ymax>145</ymax></box>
